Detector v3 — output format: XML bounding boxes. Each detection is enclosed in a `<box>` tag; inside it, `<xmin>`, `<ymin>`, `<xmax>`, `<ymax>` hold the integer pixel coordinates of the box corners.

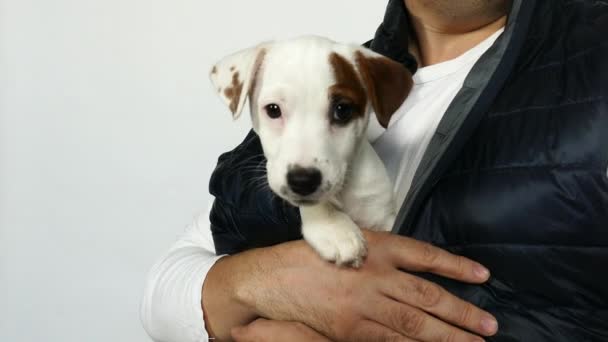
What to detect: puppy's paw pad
<box><xmin>309</xmin><ymin>229</ymin><xmax>367</xmax><ymax>268</ymax></box>
<box><xmin>343</xmin><ymin>256</ymin><xmax>364</xmax><ymax>268</ymax></box>
<box><xmin>310</xmin><ymin>239</ymin><xmax>340</xmax><ymax>263</ymax></box>
<box><xmin>335</xmin><ymin>236</ymin><xmax>367</xmax><ymax>267</ymax></box>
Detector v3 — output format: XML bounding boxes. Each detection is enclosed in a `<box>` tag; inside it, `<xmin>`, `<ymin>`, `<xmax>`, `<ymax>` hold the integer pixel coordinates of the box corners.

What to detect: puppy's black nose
<box><xmin>287</xmin><ymin>167</ymin><xmax>322</xmax><ymax>196</ymax></box>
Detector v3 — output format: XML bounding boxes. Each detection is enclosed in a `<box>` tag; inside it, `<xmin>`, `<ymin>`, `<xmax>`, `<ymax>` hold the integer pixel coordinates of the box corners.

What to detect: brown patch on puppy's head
<box><xmin>328</xmin><ymin>53</ymin><xmax>367</xmax><ymax>122</ymax></box>
<box><xmin>355</xmin><ymin>51</ymin><xmax>413</xmax><ymax>128</ymax></box>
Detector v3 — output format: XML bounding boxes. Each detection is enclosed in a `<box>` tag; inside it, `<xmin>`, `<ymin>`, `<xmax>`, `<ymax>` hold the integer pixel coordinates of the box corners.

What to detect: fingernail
<box><xmin>474</xmin><ymin>264</ymin><xmax>490</xmax><ymax>280</ymax></box>
<box><xmin>480</xmin><ymin>316</ymin><xmax>498</xmax><ymax>335</ymax></box>
<box><xmin>472</xmin><ymin>338</ymin><xmax>485</xmax><ymax>342</ymax></box>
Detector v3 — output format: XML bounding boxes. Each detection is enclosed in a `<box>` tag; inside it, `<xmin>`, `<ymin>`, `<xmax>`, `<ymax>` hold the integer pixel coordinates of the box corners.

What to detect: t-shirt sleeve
<box><xmin>140</xmin><ymin>208</ymin><xmax>225</xmax><ymax>342</ymax></box>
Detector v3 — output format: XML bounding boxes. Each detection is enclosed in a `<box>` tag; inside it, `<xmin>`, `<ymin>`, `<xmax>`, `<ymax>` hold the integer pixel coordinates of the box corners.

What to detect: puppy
<box><xmin>210</xmin><ymin>36</ymin><xmax>412</xmax><ymax>267</ymax></box>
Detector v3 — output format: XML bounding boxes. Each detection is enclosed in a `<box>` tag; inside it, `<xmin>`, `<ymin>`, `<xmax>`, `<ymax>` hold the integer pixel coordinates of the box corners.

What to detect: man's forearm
<box><xmin>202</xmin><ymin>252</ymin><xmax>258</xmax><ymax>340</ymax></box>
<box><xmin>202</xmin><ymin>242</ymin><xmax>307</xmax><ymax>341</ymax></box>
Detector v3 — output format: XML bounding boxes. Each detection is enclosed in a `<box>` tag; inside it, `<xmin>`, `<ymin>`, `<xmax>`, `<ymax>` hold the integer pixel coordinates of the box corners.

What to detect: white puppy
<box><xmin>210</xmin><ymin>36</ymin><xmax>412</xmax><ymax>267</ymax></box>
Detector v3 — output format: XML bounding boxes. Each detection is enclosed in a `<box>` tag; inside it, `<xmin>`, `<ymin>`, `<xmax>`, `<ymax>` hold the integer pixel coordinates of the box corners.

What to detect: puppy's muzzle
<box><xmin>287</xmin><ymin>166</ymin><xmax>322</xmax><ymax>196</ymax></box>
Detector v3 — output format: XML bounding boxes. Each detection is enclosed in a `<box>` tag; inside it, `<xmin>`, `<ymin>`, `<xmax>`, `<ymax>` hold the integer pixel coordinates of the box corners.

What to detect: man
<box><xmin>141</xmin><ymin>0</ymin><xmax>608</xmax><ymax>341</ymax></box>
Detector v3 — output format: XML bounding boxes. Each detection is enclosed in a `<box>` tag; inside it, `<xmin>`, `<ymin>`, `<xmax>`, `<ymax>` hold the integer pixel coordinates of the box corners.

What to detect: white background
<box><xmin>0</xmin><ymin>0</ymin><xmax>385</xmax><ymax>341</ymax></box>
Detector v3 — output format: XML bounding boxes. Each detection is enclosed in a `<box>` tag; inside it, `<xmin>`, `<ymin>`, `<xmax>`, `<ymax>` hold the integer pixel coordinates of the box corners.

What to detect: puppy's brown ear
<box><xmin>209</xmin><ymin>43</ymin><xmax>269</xmax><ymax>119</ymax></box>
<box><xmin>355</xmin><ymin>49</ymin><xmax>413</xmax><ymax>128</ymax></box>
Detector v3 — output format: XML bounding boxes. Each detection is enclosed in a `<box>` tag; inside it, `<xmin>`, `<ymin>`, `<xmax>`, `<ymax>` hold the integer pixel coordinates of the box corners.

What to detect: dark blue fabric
<box><xmin>208</xmin><ymin>0</ymin><xmax>608</xmax><ymax>340</ymax></box>
<box><xmin>208</xmin><ymin>132</ymin><xmax>302</xmax><ymax>255</ymax></box>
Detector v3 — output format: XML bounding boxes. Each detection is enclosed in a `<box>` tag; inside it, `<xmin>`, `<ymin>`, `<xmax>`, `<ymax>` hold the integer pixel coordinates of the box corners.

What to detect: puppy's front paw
<box><xmin>306</xmin><ymin>226</ymin><xmax>368</xmax><ymax>268</ymax></box>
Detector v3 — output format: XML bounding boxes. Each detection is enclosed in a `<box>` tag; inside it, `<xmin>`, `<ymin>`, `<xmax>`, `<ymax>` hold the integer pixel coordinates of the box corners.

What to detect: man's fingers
<box><xmin>231</xmin><ymin>319</ymin><xmax>276</xmax><ymax>342</ymax></box>
<box><xmin>232</xmin><ymin>319</ymin><xmax>332</xmax><ymax>342</ymax></box>
<box><xmin>367</xmin><ymin>298</ymin><xmax>485</xmax><ymax>342</ymax></box>
<box><xmin>381</xmin><ymin>272</ymin><xmax>498</xmax><ymax>337</ymax></box>
<box><xmin>387</xmin><ymin>236</ymin><xmax>490</xmax><ymax>283</ymax></box>
<box><xmin>349</xmin><ymin>319</ymin><xmax>417</xmax><ymax>342</ymax></box>
<box><xmin>231</xmin><ymin>325</ymin><xmax>256</xmax><ymax>342</ymax></box>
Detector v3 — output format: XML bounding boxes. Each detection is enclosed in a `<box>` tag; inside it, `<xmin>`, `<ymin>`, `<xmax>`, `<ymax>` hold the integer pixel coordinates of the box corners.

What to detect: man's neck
<box><xmin>405</xmin><ymin>1</ymin><xmax>510</xmax><ymax>67</ymax></box>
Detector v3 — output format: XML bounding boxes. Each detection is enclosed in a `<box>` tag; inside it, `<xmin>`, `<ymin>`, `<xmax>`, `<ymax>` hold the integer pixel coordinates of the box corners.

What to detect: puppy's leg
<box><xmin>299</xmin><ymin>203</ymin><xmax>367</xmax><ymax>267</ymax></box>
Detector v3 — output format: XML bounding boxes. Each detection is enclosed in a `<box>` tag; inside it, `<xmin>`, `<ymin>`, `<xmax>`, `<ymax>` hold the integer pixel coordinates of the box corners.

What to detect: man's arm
<box><xmin>140</xmin><ymin>208</ymin><xmax>498</xmax><ymax>342</ymax></box>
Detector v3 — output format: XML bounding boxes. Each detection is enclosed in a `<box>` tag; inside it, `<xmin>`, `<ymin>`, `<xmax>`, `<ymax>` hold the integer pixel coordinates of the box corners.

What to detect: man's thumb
<box><xmin>230</xmin><ymin>326</ymin><xmax>250</xmax><ymax>341</ymax></box>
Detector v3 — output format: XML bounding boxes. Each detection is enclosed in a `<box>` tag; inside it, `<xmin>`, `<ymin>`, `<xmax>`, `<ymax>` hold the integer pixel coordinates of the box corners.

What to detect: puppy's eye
<box><xmin>265</xmin><ymin>104</ymin><xmax>282</xmax><ymax>119</ymax></box>
<box><xmin>332</xmin><ymin>102</ymin><xmax>354</xmax><ymax>124</ymax></box>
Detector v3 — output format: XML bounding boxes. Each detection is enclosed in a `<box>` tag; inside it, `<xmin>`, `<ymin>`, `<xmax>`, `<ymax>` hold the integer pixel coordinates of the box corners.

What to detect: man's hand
<box><xmin>231</xmin><ymin>318</ymin><xmax>331</xmax><ymax>342</ymax></box>
<box><xmin>203</xmin><ymin>230</ymin><xmax>497</xmax><ymax>342</ymax></box>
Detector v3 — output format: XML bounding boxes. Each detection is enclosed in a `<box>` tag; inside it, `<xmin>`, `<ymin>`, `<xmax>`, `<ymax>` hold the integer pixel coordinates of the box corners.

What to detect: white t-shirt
<box><xmin>372</xmin><ymin>28</ymin><xmax>504</xmax><ymax>204</ymax></box>
<box><xmin>140</xmin><ymin>28</ymin><xmax>504</xmax><ymax>342</ymax></box>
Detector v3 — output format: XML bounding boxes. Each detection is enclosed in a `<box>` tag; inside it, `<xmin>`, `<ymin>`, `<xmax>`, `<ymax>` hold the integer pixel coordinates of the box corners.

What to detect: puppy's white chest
<box><xmin>337</xmin><ymin>141</ymin><xmax>396</xmax><ymax>230</ymax></box>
